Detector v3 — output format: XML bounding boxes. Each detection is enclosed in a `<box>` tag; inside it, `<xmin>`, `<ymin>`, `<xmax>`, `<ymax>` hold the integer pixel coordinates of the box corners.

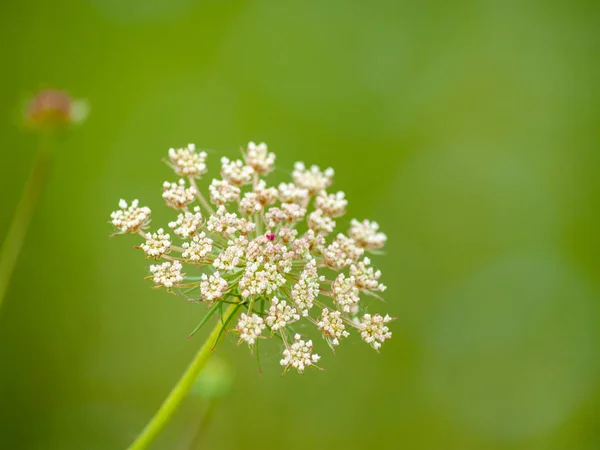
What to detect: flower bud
<box><xmin>24</xmin><ymin>89</ymin><xmax>88</xmax><ymax>132</ymax></box>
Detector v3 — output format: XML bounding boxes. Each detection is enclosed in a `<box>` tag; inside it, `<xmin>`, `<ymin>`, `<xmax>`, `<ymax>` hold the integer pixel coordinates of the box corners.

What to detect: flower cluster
<box><xmin>111</xmin><ymin>199</ymin><xmax>151</xmax><ymax>234</ymax></box>
<box><xmin>167</xmin><ymin>143</ymin><xmax>207</xmax><ymax>177</ymax></box>
<box><xmin>110</xmin><ymin>141</ymin><xmax>391</xmax><ymax>373</ymax></box>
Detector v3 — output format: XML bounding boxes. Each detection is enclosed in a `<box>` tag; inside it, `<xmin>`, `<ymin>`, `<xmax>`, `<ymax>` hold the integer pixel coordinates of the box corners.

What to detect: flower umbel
<box><xmin>140</xmin><ymin>228</ymin><xmax>171</xmax><ymax>259</ymax></box>
<box><xmin>168</xmin><ymin>144</ymin><xmax>207</xmax><ymax>177</ymax></box>
<box><xmin>149</xmin><ymin>261</ymin><xmax>184</xmax><ymax>289</ymax></box>
<box><xmin>236</xmin><ymin>313</ymin><xmax>266</xmax><ymax>347</ymax></box>
<box><xmin>110</xmin><ymin>142</ymin><xmax>392</xmax><ymax>374</ymax></box>
<box><xmin>357</xmin><ymin>314</ymin><xmax>392</xmax><ymax>351</ymax></box>
<box><xmin>111</xmin><ymin>199</ymin><xmax>151</xmax><ymax>234</ymax></box>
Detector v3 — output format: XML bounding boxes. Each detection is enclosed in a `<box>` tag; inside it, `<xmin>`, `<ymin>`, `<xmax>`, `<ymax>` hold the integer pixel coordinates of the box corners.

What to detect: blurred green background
<box><xmin>1</xmin><ymin>0</ymin><xmax>599</xmax><ymax>449</ymax></box>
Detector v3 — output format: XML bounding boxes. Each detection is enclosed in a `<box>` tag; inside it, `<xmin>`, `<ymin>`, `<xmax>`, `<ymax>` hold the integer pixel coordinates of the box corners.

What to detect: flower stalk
<box><xmin>1</xmin><ymin>88</ymin><xmax>87</xmax><ymax>311</ymax></box>
<box><xmin>127</xmin><ymin>301</ymin><xmax>239</xmax><ymax>450</ymax></box>
<box><xmin>0</xmin><ymin>144</ymin><xmax>52</xmax><ymax>308</ymax></box>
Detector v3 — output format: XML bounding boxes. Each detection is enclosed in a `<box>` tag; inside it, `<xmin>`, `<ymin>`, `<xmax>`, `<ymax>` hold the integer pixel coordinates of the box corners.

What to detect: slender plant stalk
<box><xmin>187</xmin><ymin>399</ymin><xmax>216</xmax><ymax>450</ymax></box>
<box><xmin>127</xmin><ymin>302</ymin><xmax>238</xmax><ymax>450</ymax></box>
<box><xmin>0</xmin><ymin>143</ymin><xmax>53</xmax><ymax>308</ymax></box>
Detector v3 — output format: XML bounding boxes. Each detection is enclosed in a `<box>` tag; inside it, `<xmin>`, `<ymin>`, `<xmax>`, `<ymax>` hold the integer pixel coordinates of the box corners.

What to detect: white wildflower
<box><xmin>236</xmin><ymin>313</ymin><xmax>266</xmax><ymax>346</ymax></box>
<box><xmin>243</xmin><ymin>236</ymin><xmax>294</xmax><ymax>275</ymax></box>
<box><xmin>246</xmin><ymin>141</ymin><xmax>275</xmax><ymax>175</ymax></box>
<box><xmin>315</xmin><ymin>191</ymin><xmax>347</xmax><ymax>217</ymax></box>
<box><xmin>245</xmin><ymin>236</ymin><xmax>283</xmax><ymax>264</ymax></box>
<box><xmin>280</xmin><ymin>334</ymin><xmax>320</xmax><ymax>373</ymax></box>
<box><xmin>265</xmin><ymin>203</ymin><xmax>307</xmax><ymax>228</ymax></box>
<box><xmin>292</xmin><ymin>162</ymin><xmax>334</xmax><ymax>195</ymax></box>
<box><xmin>282</xmin><ymin>203</ymin><xmax>307</xmax><ymax>222</ymax></box>
<box><xmin>266</xmin><ymin>297</ymin><xmax>300</xmax><ymax>331</ymax></box>
<box><xmin>112</xmin><ymin>140</ymin><xmax>392</xmax><ymax>374</ymax></box>
<box><xmin>255</xmin><ymin>180</ymin><xmax>278</xmax><ymax>206</ymax></box>
<box><xmin>357</xmin><ymin>314</ymin><xmax>392</xmax><ymax>351</ymax></box>
<box><xmin>207</xmin><ymin>206</ymin><xmax>255</xmax><ymax>236</ymax></box>
<box><xmin>307</xmin><ymin>209</ymin><xmax>336</xmax><ymax>236</ymax></box>
<box><xmin>181</xmin><ymin>232</ymin><xmax>213</xmax><ymax>262</ymax></box>
<box><xmin>168</xmin><ymin>207</ymin><xmax>203</xmax><ymax>238</ymax></box>
<box><xmin>244</xmin><ymin>235</ymin><xmax>270</xmax><ymax>263</ymax></box>
<box><xmin>239</xmin><ymin>192</ymin><xmax>262</xmax><ymax>216</ymax></box>
<box><xmin>324</xmin><ymin>234</ymin><xmax>364</xmax><ymax>269</ymax></box>
<box><xmin>168</xmin><ymin>143</ymin><xmax>207</xmax><ymax>177</ymax></box>
<box><xmin>332</xmin><ymin>273</ymin><xmax>360</xmax><ymax>314</ymax></box>
<box><xmin>213</xmin><ymin>236</ymin><xmax>248</xmax><ymax>271</ymax></box>
<box><xmin>350</xmin><ymin>257</ymin><xmax>386</xmax><ymax>291</ymax></box>
<box><xmin>292</xmin><ymin>230</ymin><xmax>326</xmax><ymax>258</ymax></box>
<box><xmin>199</xmin><ymin>271</ymin><xmax>229</xmax><ymax>301</ymax></box>
<box><xmin>209</xmin><ymin>179</ymin><xmax>240</xmax><ymax>205</ymax></box>
<box><xmin>318</xmin><ymin>308</ymin><xmax>349</xmax><ymax>347</ymax></box>
<box><xmin>149</xmin><ymin>261</ymin><xmax>183</xmax><ymax>288</ymax></box>
<box><xmin>264</xmin><ymin>207</ymin><xmax>286</xmax><ymax>228</ymax></box>
<box><xmin>220</xmin><ymin>157</ymin><xmax>254</xmax><ymax>186</ymax></box>
<box><xmin>348</xmin><ymin>219</ymin><xmax>387</xmax><ymax>250</ymax></box>
<box><xmin>238</xmin><ymin>262</ymin><xmax>286</xmax><ymax>299</ymax></box>
<box><xmin>278</xmin><ymin>182</ymin><xmax>309</xmax><ymax>207</ymax></box>
<box><xmin>278</xmin><ymin>249</ymin><xmax>295</xmax><ymax>274</ymax></box>
<box><xmin>162</xmin><ymin>179</ymin><xmax>196</xmax><ymax>209</ymax></box>
<box><xmin>291</xmin><ymin>259</ymin><xmax>322</xmax><ymax>316</ymax></box>
<box><xmin>140</xmin><ymin>228</ymin><xmax>171</xmax><ymax>259</ymax></box>
<box><xmin>111</xmin><ymin>199</ymin><xmax>151</xmax><ymax>233</ymax></box>
<box><xmin>279</xmin><ymin>227</ymin><xmax>298</xmax><ymax>244</ymax></box>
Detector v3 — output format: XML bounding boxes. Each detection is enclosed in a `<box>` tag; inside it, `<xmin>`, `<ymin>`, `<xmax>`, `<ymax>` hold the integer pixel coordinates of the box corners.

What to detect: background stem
<box><xmin>0</xmin><ymin>143</ymin><xmax>53</xmax><ymax>309</ymax></box>
<box><xmin>186</xmin><ymin>399</ymin><xmax>216</xmax><ymax>450</ymax></box>
<box><xmin>127</xmin><ymin>302</ymin><xmax>238</xmax><ymax>450</ymax></box>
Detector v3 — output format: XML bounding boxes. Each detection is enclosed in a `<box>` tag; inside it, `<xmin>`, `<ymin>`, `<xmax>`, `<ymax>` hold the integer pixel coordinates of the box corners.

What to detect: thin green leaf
<box><xmin>255</xmin><ymin>338</ymin><xmax>262</xmax><ymax>374</ymax></box>
<box><xmin>270</xmin><ymin>329</ymin><xmax>283</xmax><ymax>342</ymax></box>
<box><xmin>362</xmin><ymin>290</ymin><xmax>385</xmax><ymax>301</ymax></box>
<box><xmin>212</xmin><ymin>304</ymin><xmax>241</xmax><ymax>350</ymax></box>
<box><xmin>219</xmin><ymin>299</ymin><xmax>244</xmax><ymax>305</ymax></box>
<box><xmin>182</xmin><ymin>286</ymin><xmax>199</xmax><ymax>296</ymax></box>
<box><xmin>187</xmin><ymin>302</ymin><xmax>221</xmax><ymax>339</ymax></box>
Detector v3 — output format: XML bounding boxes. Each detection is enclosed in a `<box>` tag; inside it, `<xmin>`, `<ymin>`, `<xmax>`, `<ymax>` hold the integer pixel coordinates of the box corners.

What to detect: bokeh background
<box><xmin>1</xmin><ymin>1</ymin><xmax>599</xmax><ymax>449</ymax></box>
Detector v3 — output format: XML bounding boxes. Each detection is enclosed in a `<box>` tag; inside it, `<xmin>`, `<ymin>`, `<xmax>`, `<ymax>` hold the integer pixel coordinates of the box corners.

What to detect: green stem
<box><xmin>188</xmin><ymin>177</ymin><xmax>214</xmax><ymax>216</ymax></box>
<box><xmin>127</xmin><ymin>302</ymin><xmax>238</xmax><ymax>450</ymax></box>
<box><xmin>0</xmin><ymin>144</ymin><xmax>52</xmax><ymax>309</ymax></box>
<box><xmin>187</xmin><ymin>399</ymin><xmax>216</xmax><ymax>450</ymax></box>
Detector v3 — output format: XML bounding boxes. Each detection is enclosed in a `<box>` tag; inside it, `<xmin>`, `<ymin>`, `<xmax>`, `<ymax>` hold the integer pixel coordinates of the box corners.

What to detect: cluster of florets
<box><xmin>110</xmin><ymin>199</ymin><xmax>151</xmax><ymax>234</ymax></box>
<box><xmin>110</xmin><ymin>142</ymin><xmax>392</xmax><ymax>373</ymax></box>
<box><xmin>167</xmin><ymin>144</ymin><xmax>207</xmax><ymax>177</ymax></box>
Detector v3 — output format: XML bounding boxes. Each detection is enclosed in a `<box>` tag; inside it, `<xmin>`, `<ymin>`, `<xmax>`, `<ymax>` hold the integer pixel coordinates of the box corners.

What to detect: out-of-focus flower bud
<box><xmin>192</xmin><ymin>357</ymin><xmax>234</xmax><ymax>400</ymax></box>
<box><xmin>24</xmin><ymin>89</ymin><xmax>88</xmax><ymax>132</ymax></box>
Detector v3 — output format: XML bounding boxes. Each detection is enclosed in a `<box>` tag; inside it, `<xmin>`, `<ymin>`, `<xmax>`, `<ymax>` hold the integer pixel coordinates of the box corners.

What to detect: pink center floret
<box><xmin>266</xmin><ymin>233</ymin><xmax>276</xmax><ymax>241</ymax></box>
